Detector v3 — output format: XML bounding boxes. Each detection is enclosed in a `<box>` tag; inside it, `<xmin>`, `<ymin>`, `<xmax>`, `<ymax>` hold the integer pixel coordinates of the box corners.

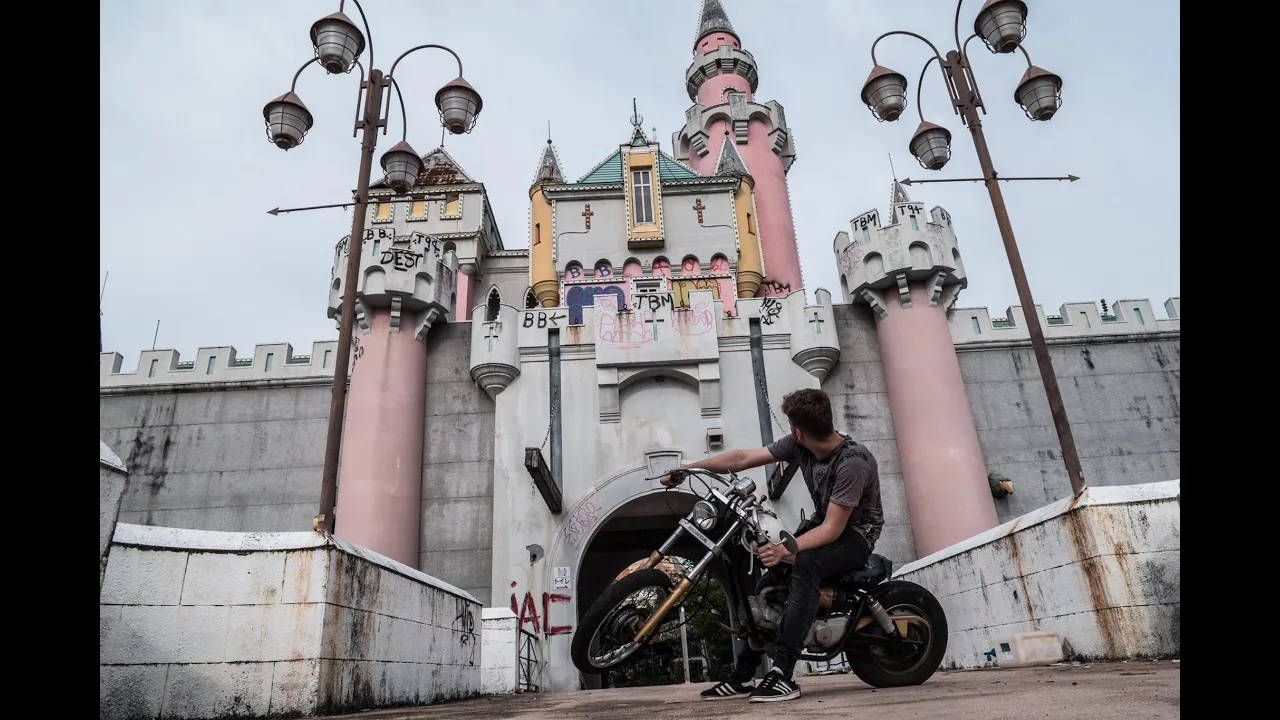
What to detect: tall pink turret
<box><xmin>673</xmin><ymin>0</ymin><xmax>802</xmax><ymax>298</ymax></box>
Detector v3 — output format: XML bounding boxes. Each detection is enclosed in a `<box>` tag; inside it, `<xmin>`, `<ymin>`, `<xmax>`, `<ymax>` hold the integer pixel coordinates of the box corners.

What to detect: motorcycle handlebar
<box><xmin>645</xmin><ymin>468</ymin><xmax>733</xmax><ymax>487</ymax></box>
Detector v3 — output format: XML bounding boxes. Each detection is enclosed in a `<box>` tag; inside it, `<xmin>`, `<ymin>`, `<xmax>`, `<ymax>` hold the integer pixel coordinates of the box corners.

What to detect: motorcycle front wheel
<box><xmin>570</xmin><ymin>568</ymin><xmax>676</xmax><ymax>674</ymax></box>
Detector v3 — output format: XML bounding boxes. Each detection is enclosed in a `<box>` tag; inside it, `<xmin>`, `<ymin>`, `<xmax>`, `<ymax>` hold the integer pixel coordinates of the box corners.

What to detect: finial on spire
<box><xmin>695</xmin><ymin>0</ymin><xmax>738</xmax><ymax>50</ymax></box>
<box><xmin>630</xmin><ymin>98</ymin><xmax>643</xmax><ymax>128</ymax></box>
<box><xmin>547</xmin><ymin>120</ymin><xmax>552</xmax><ymax>145</ymax></box>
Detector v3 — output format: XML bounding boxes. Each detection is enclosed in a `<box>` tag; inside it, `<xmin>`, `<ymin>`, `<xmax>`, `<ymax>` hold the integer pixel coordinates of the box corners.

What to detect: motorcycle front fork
<box><xmin>631</xmin><ymin>517</ymin><xmax>743</xmax><ymax>644</ymax></box>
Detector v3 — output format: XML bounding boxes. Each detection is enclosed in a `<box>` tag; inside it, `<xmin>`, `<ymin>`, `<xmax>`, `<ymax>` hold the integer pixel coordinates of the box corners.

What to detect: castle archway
<box><xmin>547</xmin><ymin>471</ymin><xmax>738</xmax><ymax>689</ymax></box>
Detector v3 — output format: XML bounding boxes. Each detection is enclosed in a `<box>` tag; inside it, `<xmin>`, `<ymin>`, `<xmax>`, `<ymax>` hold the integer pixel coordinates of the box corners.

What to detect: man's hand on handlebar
<box><xmin>659</xmin><ymin>469</ymin><xmax>687</xmax><ymax>488</ymax></box>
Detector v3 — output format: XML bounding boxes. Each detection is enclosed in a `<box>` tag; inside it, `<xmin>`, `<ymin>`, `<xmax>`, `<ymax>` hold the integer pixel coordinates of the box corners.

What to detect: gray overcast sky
<box><xmin>100</xmin><ymin>1</ymin><xmax>1179</xmax><ymax>369</ymax></box>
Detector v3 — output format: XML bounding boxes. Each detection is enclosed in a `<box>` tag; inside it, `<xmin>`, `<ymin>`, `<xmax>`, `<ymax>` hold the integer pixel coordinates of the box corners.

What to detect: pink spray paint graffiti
<box><xmin>565</xmin><ymin>502</ymin><xmax>598</xmax><ymax>547</ymax></box>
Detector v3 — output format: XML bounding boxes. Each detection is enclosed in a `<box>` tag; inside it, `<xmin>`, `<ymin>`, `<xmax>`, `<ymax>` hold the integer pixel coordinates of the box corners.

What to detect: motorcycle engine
<box><xmin>746</xmin><ymin>590</ymin><xmax>783</xmax><ymax>635</ymax></box>
<box><xmin>803</xmin><ymin>615</ymin><xmax>850</xmax><ymax>653</ymax></box>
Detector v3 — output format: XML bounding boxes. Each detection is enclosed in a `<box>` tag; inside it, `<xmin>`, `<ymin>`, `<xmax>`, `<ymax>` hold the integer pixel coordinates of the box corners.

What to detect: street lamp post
<box><xmin>262</xmin><ymin>0</ymin><xmax>484</xmax><ymax>534</ymax></box>
<box><xmin>859</xmin><ymin>0</ymin><xmax>1086</xmax><ymax>497</ymax></box>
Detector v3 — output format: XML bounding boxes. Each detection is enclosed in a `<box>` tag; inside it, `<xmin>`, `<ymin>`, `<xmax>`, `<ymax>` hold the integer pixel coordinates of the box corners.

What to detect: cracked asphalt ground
<box><xmin>325</xmin><ymin>660</ymin><xmax>1179</xmax><ymax>719</ymax></box>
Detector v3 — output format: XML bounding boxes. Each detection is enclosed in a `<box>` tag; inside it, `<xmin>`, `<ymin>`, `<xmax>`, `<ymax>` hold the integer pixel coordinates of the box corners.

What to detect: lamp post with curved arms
<box><xmin>262</xmin><ymin>0</ymin><xmax>484</xmax><ymax>535</ymax></box>
<box><xmin>859</xmin><ymin>0</ymin><xmax>1085</xmax><ymax>497</ymax></box>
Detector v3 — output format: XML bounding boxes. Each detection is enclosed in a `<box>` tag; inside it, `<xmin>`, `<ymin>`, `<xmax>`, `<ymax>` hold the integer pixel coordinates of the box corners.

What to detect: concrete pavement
<box><xmin>325</xmin><ymin>661</ymin><xmax>1179</xmax><ymax>719</ymax></box>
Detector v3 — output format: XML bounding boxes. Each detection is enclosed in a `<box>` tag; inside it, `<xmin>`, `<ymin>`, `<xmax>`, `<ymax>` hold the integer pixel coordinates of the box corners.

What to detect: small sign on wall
<box><xmin>553</xmin><ymin>566</ymin><xmax>571</xmax><ymax>590</ymax></box>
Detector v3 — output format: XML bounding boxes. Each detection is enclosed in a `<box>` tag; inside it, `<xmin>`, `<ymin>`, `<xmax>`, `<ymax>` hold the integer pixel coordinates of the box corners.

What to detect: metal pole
<box><xmin>152</xmin><ymin>320</ymin><xmax>160</xmax><ymax>350</ymax></box>
<box><xmin>679</xmin><ymin>606</ymin><xmax>691</xmax><ymax>683</ymax></box>
<box><xmin>316</xmin><ymin>68</ymin><xmax>386</xmax><ymax>534</ymax></box>
<box><xmin>946</xmin><ymin>51</ymin><xmax>1086</xmax><ymax>496</ymax></box>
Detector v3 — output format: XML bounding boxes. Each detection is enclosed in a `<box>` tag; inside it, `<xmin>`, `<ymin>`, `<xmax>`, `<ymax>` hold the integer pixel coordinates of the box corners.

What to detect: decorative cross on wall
<box><xmin>810</xmin><ymin>312</ymin><xmax>824</xmax><ymax>334</ymax></box>
<box><xmin>693</xmin><ymin>198</ymin><xmax>705</xmax><ymax>224</ymax></box>
<box><xmin>582</xmin><ymin>204</ymin><xmax>594</xmax><ymax>230</ymax></box>
<box><xmin>645</xmin><ymin>314</ymin><xmax>665</xmax><ymax>340</ymax></box>
<box><xmin>486</xmin><ymin>323</ymin><xmax>500</xmax><ymax>351</ymax></box>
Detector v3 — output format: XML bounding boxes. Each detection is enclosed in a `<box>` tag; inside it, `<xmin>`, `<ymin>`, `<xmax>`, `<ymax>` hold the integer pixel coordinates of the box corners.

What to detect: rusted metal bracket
<box><xmin>524</xmin><ymin>447</ymin><xmax>562</xmax><ymax>513</ymax></box>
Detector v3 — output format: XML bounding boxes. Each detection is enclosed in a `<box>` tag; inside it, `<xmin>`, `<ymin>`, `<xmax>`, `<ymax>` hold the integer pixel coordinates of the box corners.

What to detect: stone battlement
<box><xmin>100</xmin><ymin>341</ymin><xmax>340</xmax><ymax>388</ymax></box>
<box><xmin>950</xmin><ymin>297</ymin><xmax>1180</xmax><ymax>345</ymax></box>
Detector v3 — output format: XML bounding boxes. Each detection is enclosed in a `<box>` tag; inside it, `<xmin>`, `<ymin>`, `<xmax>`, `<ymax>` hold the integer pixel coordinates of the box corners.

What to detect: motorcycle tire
<box><xmin>847</xmin><ymin>580</ymin><xmax>948</xmax><ymax>688</ymax></box>
<box><xmin>570</xmin><ymin>568</ymin><xmax>675</xmax><ymax>674</ymax></box>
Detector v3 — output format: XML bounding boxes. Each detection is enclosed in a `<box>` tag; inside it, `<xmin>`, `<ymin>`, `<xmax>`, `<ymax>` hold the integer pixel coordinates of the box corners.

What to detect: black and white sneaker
<box><xmin>747</xmin><ymin>669</ymin><xmax>801</xmax><ymax>703</ymax></box>
<box><xmin>699</xmin><ymin>679</ymin><xmax>755</xmax><ymax>700</ymax></box>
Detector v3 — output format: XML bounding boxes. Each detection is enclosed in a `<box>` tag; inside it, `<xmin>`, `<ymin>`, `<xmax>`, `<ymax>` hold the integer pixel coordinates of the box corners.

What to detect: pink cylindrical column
<box><xmin>455</xmin><ymin>267</ymin><xmax>475</xmax><ymax>321</ymax></box>
<box><xmin>335</xmin><ymin>308</ymin><xmax>427</xmax><ymax>567</ymax></box>
<box><xmin>740</xmin><ymin>121</ymin><xmax>802</xmax><ymax>297</ymax></box>
<box><xmin>876</xmin><ymin>284</ymin><xmax>997</xmax><ymax>557</ymax></box>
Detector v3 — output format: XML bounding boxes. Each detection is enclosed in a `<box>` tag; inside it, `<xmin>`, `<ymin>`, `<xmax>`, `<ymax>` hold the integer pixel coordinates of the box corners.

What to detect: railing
<box><xmin>518</xmin><ymin>628</ymin><xmax>542</xmax><ymax>692</ymax></box>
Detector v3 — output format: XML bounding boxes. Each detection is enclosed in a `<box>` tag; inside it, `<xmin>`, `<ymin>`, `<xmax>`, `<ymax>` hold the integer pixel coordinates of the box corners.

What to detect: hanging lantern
<box><xmin>380</xmin><ymin>141</ymin><xmax>423</xmax><ymax>194</ymax></box>
<box><xmin>909</xmin><ymin>121</ymin><xmax>952</xmax><ymax>171</ymax></box>
<box><xmin>860</xmin><ymin>65</ymin><xmax>908</xmax><ymax>122</ymax></box>
<box><xmin>1015</xmin><ymin>66</ymin><xmax>1063</xmax><ymax>121</ymax></box>
<box><xmin>974</xmin><ymin>0</ymin><xmax>1028</xmax><ymax>54</ymax></box>
<box><xmin>310</xmin><ymin>12</ymin><xmax>365</xmax><ymax>74</ymax></box>
<box><xmin>262</xmin><ymin>92</ymin><xmax>314</xmax><ymax>150</ymax></box>
<box><xmin>435</xmin><ymin>77</ymin><xmax>483</xmax><ymax>134</ymax></box>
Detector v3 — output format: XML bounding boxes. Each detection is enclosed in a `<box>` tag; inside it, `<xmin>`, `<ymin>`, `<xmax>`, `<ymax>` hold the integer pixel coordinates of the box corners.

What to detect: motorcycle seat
<box><xmin>833</xmin><ymin>553</ymin><xmax>894</xmax><ymax>588</ymax></box>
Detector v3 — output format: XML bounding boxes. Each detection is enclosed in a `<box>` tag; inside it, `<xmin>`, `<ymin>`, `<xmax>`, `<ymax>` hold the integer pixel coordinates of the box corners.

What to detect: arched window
<box><xmin>485</xmin><ymin>286</ymin><xmax>501</xmax><ymax>322</ymax></box>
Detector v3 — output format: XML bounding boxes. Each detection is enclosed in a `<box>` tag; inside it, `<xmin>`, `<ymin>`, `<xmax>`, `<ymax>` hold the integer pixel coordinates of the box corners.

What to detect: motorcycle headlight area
<box><xmin>691</xmin><ymin>500</ymin><xmax>719</xmax><ymax>531</ymax></box>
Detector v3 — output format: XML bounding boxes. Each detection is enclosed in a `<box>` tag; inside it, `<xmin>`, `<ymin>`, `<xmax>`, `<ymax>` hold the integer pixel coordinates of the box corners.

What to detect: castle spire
<box><xmin>694</xmin><ymin>0</ymin><xmax>738</xmax><ymax>50</ymax></box>
<box><xmin>531</xmin><ymin>138</ymin><xmax>564</xmax><ymax>187</ymax></box>
<box><xmin>714</xmin><ymin>133</ymin><xmax>750</xmax><ymax>177</ymax></box>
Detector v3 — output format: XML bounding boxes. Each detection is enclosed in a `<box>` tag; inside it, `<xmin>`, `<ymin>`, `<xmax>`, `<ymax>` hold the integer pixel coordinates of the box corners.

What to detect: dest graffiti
<box><xmin>510</xmin><ymin>582</ymin><xmax>573</xmax><ymax>637</ymax></box>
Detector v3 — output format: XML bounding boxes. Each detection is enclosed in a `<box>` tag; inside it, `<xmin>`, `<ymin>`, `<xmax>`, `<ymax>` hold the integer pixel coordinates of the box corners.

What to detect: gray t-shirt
<box><xmin>768</xmin><ymin>433</ymin><xmax>884</xmax><ymax>548</ymax></box>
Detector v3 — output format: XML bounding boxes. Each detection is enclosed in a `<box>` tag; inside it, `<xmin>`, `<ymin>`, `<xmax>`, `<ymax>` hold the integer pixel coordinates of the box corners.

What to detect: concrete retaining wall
<box><xmin>99</xmin><ymin>524</ymin><xmax>481</xmax><ymax>719</ymax></box>
<box><xmin>481</xmin><ymin>608</ymin><xmax>520</xmax><ymax>695</ymax></box>
<box><xmin>100</xmin><ymin>441</ymin><xmax>129</xmax><ymax>589</ymax></box>
<box><xmin>893</xmin><ymin>479</ymin><xmax>1180</xmax><ymax>669</ymax></box>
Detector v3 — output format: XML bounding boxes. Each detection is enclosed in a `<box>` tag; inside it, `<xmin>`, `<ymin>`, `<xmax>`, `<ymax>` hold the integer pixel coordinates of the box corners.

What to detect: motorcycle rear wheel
<box><xmin>847</xmin><ymin>580</ymin><xmax>948</xmax><ymax>688</ymax></box>
<box><xmin>570</xmin><ymin>568</ymin><xmax>676</xmax><ymax>674</ymax></box>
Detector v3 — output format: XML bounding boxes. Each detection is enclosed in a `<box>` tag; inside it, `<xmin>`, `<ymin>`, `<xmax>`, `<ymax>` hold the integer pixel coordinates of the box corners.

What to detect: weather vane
<box><xmin>630</xmin><ymin>98</ymin><xmax>643</xmax><ymax>128</ymax></box>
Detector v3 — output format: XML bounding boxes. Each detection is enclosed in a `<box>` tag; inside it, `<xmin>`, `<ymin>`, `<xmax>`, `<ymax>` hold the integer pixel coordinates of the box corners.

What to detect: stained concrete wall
<box><xmin>893</xmin><ymin>480</ymin><xmax>1180</xmax><ymax>668</ymax></box>
<box><xmin>823</xmin><ymin>304</ymin><xmax>1181</xmax><ymax>566</ymax></box>
<box><xmin>97</xmin><ymin>321</ymin><xmax>496</xmax><ymax>605</ymax></box>
<box><xmin>100</xmin><ymin>524</ymin><xmax>482</xmax><ymax>719</ymax></box>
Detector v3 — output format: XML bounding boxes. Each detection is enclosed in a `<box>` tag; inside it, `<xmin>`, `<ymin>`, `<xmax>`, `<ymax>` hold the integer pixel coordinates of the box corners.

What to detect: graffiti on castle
<box><xmin>565</xmin><ymin>502</ymin><xmax>598</xmax><ymax>547</ymax></box>
<box><xmin>761</xmin><ymin>297</ymin><xmax>783</xmax><ymax>326</ymax></box>
<box><xmin>509</xmin><ymin>583</ymin><xmax>573</xmax><ymax>637</ymax></box>
<box><xmin>597</xmin><ymin>296</ymin><xmax>658</xmax><ymax>348</ymax></box>
<box><xmin>522</xmin><ymin>310</ymin><xmax>566</xmax><ymax>329</ymax></box>
<box><xmin>380</xmin><ymin>248</ymin><xmax>423</xmax><ymax>271</ymax></box>
<box><xmin>453</xmin><ymin>596</ymin><xmax>477</xmax><ymax>665</ymax></box>
<box><xmin>672</xmin><ymin>302</ymin><xmax>714</xmax><ymax>335</ymax></box>
<box><xmin>760</xmin><ymin>277</ymin><xmax>792</xmax><ymax>297</ymax></box>
<box><xmin>351</xmin><ymin>335</ymin><xmax>364</xmax><ymax>370</ymax></box>
<box><xmin>632</xmin><ymin>293</ymin><xmax>672</xmax><ymax>312</ymax></box>
<box><xmin>671</xmin><ymin>277</ymin><xmax>718</xmax><ymax>308</ymax></box>
<box><xmin>566</xmin><ymin>284</ymin><xmax>628</xmax><ymax>325</ymax></box>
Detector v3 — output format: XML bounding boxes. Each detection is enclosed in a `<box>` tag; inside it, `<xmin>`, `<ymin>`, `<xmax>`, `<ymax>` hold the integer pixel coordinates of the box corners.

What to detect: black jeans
<box><xmin>728</xmin><ymin>527</ymin><xmax>871</xmax><ymax>681</ymax></box>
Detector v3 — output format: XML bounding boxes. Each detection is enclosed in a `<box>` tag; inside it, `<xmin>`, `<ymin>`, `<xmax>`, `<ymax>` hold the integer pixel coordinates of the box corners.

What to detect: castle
<box><xmin>98</xmin><ymin>1</ymin><xmax>1180</xmax><ymax>693</ymax></box>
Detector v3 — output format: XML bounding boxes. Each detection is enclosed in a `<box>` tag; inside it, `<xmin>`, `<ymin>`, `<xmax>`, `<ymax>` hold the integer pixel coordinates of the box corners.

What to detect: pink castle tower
<box><xmin>673</xmin><ymin>0</ymin><xmax>802</xmax><ymax>298</ymax></box>
<box><xmin>325</xmin><ymin>148</ymin><xmax>498</xmax><ymax>568</ymax></box>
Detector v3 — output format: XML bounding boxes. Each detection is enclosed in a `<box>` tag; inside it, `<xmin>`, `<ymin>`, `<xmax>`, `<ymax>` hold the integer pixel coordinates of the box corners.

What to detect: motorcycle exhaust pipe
<box><xmin>865</xmin><ymin>597</ymin><xmax>899</xmax><ymax>636</ymax></box>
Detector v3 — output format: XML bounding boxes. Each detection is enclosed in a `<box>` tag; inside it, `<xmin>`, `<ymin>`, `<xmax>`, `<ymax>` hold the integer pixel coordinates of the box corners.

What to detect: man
<box><xmin>659</xmin><ymin>388</ymin><xmax>884</xmax><ymax>703</ymax></box>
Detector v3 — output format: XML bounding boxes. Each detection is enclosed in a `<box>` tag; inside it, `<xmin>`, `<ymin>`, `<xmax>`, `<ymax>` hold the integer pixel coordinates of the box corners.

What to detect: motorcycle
<box><xmin>569</xmin><ymin>468</ymin><xmax>948</xmax><ymax>688</ymax></box>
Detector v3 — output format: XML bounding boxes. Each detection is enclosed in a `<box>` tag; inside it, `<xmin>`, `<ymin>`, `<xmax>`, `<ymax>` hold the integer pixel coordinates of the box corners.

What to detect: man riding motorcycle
<box><xmin>659</xmin><ymin>387</ymin><xmax>884</xmax><ymax>703</ymax></box>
